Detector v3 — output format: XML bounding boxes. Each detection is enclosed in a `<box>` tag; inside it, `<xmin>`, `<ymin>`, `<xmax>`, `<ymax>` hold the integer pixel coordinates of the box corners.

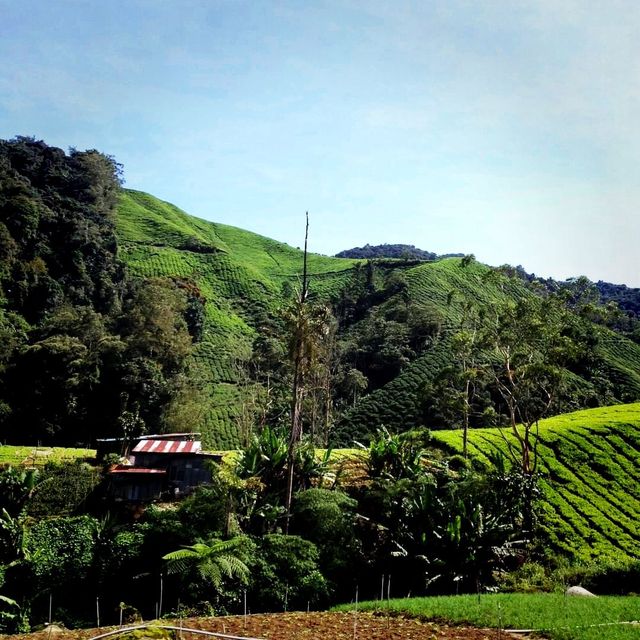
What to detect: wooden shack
<box><xmin>106</xmin><ymin>434</ymin><xmax>220</xmax><ymax>502</ymax></box>
<box><xmin>131</xmin><ymin>438</ymin><xmax>216</xmax><ymax>494</ymax></box>
<box><xmin>108</xmin><ymin>466</ymin><xmax>167</xmax><ymax>501</ymax></box>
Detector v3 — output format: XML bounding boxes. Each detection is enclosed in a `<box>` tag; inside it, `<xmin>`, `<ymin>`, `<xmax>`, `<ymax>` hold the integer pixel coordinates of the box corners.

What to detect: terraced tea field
<box><xmin>432</xmin><ymin>403</ymin><xmax>640</xmax><ymax>562</ymax></box>
<box><xmin>117</xmin><ymin>190</ymin><xmax>359</xmax><ymax>447</ymax></box>
<box><xmin>116</xmin><ymin>189</ymin><xmax>640</xmax><ymax>449</ymax></box>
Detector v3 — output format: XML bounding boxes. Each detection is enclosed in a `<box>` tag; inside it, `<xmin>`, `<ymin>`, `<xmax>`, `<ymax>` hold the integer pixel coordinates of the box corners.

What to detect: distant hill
<box><xmin>335</xmin><ymin>243</ymin><xmax>464</xmax><ymax>261</ymax></box>
<box><xmin>597</xmin><ymin>281</ymin><xmax>640</xmax><ymax>318</ymax></box>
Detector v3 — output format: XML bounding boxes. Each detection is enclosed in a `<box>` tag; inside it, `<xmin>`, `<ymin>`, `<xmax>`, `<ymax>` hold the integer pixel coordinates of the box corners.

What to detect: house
<box><xmin>106</xmin><ymin>433</ymin><xmax>222</xmax><ymax>502</ymax></box>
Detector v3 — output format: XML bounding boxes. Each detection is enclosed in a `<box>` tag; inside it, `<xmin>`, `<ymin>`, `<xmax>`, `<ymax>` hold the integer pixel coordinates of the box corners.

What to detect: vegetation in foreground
<box><xmin>0</xmin><ymin>611</ymin><xmax>508</xmax><ymax>640</ymax></box>
<box><xmin>1</xmin><ymin>405</ymin><xmax>639</xmax><ymax>633</ymax></box>
<box><xmin>335</xmin><ymin>593</ymin><xmax>640</xmax><ymax>640</ymax></box>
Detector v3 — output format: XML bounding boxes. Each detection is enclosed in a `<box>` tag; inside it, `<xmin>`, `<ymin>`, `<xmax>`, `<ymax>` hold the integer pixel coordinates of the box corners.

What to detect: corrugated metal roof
<box><xmin>132</xmin><ymin>439</ymin><xmax>202</xmax><ymax>454</ymax></box>
<box><xmin>110</xmin><ymin>466</ymin><xmax>167</xmax><ymax>475</ymax></box>
<box><xmin>139</xmin><ymin>432</ymin><xmax>200</xmax><ymax>440</ymax></box>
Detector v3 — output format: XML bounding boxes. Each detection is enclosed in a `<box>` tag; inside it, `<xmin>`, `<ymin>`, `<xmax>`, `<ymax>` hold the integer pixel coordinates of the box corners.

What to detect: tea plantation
<box><xmin>432</xmin><ymin>403</ymin><xmax>640</xmax><ymax>563</ymax></box>
<box><xmin>116</xmin><ymin>189</ymin><xmax>640</xmax><ymax>448</ymax></box>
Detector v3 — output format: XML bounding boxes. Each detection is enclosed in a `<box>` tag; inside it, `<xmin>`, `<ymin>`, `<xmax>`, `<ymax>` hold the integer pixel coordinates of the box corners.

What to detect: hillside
<box><xmin>1</xmin><ymin>138</ymin><xmax>638</xmax><ymax>450</ymax></box>
<box><xmin>115</xmin><ymin>189</ymin><xmax>640</xmax><ymax>448</ymax></box>
<box><xmin>117</xmin><ymin>189</ymin><xmax>360</xmax><ymax>447</ymax></box>
<box><xmin>432</xmin><ymin>403</ymin><xmax>640</xmax><ymax>563</ymax></box>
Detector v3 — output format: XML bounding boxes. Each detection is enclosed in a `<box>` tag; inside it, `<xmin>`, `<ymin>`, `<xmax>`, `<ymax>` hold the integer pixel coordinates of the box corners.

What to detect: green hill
<box><xmin>432</xmin><ymin>403</ymin><xmax>640</xmax><ymax>563</ymax></box>
<box><xmin>115</xmin><ymin>189</ymin><xmax>640</xmax><ymax>448</ymax></box>
<box><xmin>117</xmin><ymin>189</ymin><xmax>359</xmax><ymax>447</ymax></box>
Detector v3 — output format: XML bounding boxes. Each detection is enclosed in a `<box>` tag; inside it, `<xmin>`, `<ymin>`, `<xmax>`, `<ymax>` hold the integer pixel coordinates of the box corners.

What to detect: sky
<box><xmin>1</xmin><ymin>0</ymin><xmax>639</xmax><ymax>286</ymax></box>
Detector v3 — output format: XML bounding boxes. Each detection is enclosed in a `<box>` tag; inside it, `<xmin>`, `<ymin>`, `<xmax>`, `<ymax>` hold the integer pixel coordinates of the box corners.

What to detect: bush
<box><xmin>551</xmin><ymin>559</ymin><xmax>640</xmax><ymax>595</ymax></box>
<box><xmin>291</xmin><ymin>489</ymin><xmax>362</xmax><ymax>599</ymax></box>
<box><xmin>497</xmin><ymin>562</ymin><xmax>553</xmax><ymax>593</ymax></box>
<box><xmin>498</xmin><ymin>559</ymin><xmax>640</xmax><ymax>595</ymax></box>
<box><xmin>248</xmin><ymin>534</ymin><xmax>328</xmax><ymax>611</ymax></box>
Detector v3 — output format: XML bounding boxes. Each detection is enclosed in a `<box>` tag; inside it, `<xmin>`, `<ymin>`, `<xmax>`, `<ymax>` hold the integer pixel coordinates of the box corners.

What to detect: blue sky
<box><xmin>1</xmin><ymin>0</ymin><xmax>638</xmax><ymax>285</ymax></box>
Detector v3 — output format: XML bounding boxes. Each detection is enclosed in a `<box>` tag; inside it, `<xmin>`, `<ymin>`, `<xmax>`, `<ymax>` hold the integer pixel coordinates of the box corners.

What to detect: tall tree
<box><xmin>285</xmin><ymin>213</ymin><xmax>310</xmax><ymax>530</ymax></box>
<box><xmin>480</xmin><ymin>296</ymin><xmax>574</xmax><ymax>474</ymax></box>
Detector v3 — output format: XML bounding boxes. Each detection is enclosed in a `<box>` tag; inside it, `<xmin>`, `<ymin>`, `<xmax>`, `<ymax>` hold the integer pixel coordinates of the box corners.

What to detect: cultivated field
<box><xmin>432</xmin><ymin>403</ymin><xmax>640</xmax><ymax>563</ymax></box>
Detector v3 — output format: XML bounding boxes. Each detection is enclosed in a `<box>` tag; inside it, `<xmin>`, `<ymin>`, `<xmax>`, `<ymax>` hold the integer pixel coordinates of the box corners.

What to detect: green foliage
<box><xmin>366</xmin><ymin>427</ymin><xmax>430</xmax><ymax>480</ymax></box>
<box><xmin>0</xmin><ymin>593</ymin><xmax>20</xmax><ymax>633</ymax></box>
<box><xmin>174</xmin><ymin>484</ymin><xmax>229</xmax><ymax>539</ymax></box>
<box><xmin>291</xmin><ymin>489</ymin><xmax>361</xmax><ymax>599</ymax></box>
<box><xmin>0</xmin><ymin>466</ymin><xmax>40</xmax><ymax>515</ymax></box>
<box><xmin>25</xmin><ymin>515</ymin><xmax>99</xmax><ymax>589</ymax></box>
<box><xmin>499</xmin><ymin>558</ymin><xmax>640</xmax><ymax>596</ymax></box>
<box><xmin>25</xmin><ymin>462</ymin><xmax>101</xmax><ymax>517</ymax></box>
<box><xmin>0</xmin><ymin>139</ymin><xmax>201</xmax><ymax>446</ymax></box>
<box><xmin>163</xmin><ymin>535</ymin><xmax>252</xmax><ymax>593</ymax></box>
<box><xmin>249</xmin><ymin>533</ymin><xmax>328</xmax><ymax>611</ymax></box>
<box><xmin>356</xmin><ymin>460</ymin><xmax>538</xmax><ymax>594</ymax></box>
<box><xmin>234</xmin><ymin>426</ymin><xmax>333</xmax><ymax>533</ymax></box>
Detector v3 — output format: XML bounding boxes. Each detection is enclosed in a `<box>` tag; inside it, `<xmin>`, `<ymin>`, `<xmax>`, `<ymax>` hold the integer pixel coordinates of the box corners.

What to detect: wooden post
<box><xmin>353</xmin><ymin>585</ymin><xmax>358</xmax><ymax>640</ymax></box>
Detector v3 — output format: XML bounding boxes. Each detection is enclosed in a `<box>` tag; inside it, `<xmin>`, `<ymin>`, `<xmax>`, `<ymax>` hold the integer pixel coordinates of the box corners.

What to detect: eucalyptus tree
<box><xmin>480</xmin><ymin>296</ymin><xmax>575</xmax><ymax>474</ymax></box>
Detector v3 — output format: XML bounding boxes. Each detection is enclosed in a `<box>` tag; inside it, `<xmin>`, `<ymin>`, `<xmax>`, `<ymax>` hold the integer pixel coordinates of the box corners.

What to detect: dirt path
<box><xmin>1</xmin><ymin>612</ymin><xmax>533</xmax><ymax>640</ymax></box>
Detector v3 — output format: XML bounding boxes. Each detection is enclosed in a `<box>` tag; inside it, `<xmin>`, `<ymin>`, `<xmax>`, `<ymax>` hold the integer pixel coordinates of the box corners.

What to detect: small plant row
<box><xmin>431</xmin><ymin>404</ymin><xmax>640</xmax><ymax>563</ymax></box>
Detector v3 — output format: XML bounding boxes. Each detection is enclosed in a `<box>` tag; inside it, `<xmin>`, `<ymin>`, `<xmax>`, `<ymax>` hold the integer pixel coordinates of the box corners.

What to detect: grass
<box><xmin>0</xmin><ymin>445</ymin><xmax>95</xmax><ymax>467</ymax></box>
<box><xmin>334</xmin><ymin>593</ymin><xmax>640</xmax><ymax>639</ymax></box>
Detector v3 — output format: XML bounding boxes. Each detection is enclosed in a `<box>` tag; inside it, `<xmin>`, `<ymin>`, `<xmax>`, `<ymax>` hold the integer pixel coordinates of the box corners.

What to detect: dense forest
<box><xmin>0</xmin><ymin>138</ymin><xmax>201</xmax><ymax>446</ymax></box>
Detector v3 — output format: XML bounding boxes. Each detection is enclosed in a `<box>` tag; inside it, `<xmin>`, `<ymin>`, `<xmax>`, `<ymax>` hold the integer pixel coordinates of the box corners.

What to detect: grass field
<box><xmin>334</xmin><ymin>593</ymin><xmax>640</xmax><ymax>639</ymax></box>
<box><xmin>0</xmin><ymin>446</ymin><xmax>95</xmax><ymax>467</ymax></box>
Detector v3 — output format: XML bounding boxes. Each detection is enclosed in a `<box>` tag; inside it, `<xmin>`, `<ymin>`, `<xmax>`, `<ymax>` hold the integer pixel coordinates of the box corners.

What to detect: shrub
<box><xmin>248</xmin><ymin>534</ymin><xmax>328</xmax><ymax>611</ymax></box>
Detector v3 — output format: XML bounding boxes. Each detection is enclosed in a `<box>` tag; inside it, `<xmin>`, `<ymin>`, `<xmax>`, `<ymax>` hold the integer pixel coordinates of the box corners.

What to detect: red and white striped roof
<box><xmin>109</xmin><ymin>465</ymin><xmax>167</xmax><ymax>475</ymax></box>
<box><xmin>133</xmin><ymin>439</ymin><xmax>202</xmax><ymax>454</ymax></box>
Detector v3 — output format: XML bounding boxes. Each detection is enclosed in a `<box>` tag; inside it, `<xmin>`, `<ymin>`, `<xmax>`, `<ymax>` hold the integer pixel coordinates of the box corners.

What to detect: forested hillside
<box><xmin>1</xmin><ymin>137</ymin><xmax>640</xmax><ymax>449</ymax></box>
<box><xmin>0</xmin><ymin>139</ymin><xmax>200</xmax><ymax>446</ymax></box>
<box><xmin>116</xmin><ymin>190</ymin><xmax>640</xmax><ymax>448</ymax></box>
